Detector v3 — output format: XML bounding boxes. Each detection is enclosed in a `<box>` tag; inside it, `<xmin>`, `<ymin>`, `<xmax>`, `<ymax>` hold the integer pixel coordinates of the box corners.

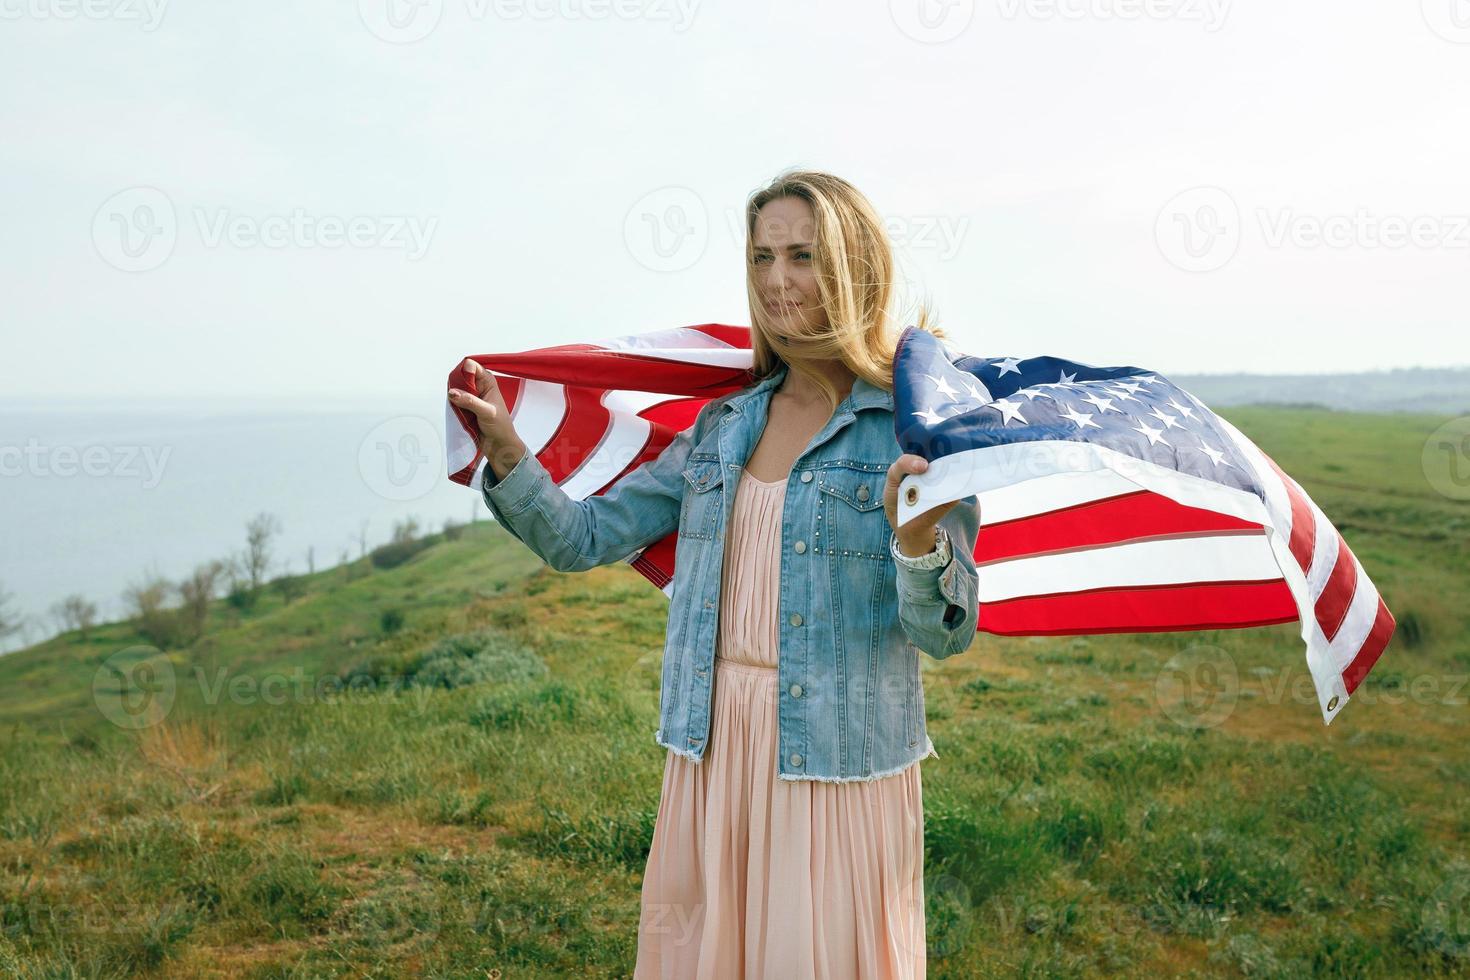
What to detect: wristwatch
<box><xmin>890</xmin><ymin>526</ymin><xmax>951</xmax><ymax>570</ymax></box>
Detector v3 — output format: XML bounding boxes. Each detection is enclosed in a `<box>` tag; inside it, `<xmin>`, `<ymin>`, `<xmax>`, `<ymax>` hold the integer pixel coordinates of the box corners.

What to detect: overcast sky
<box><xmin>3</xmin><ymin>0</ymin><xmax>1467</xmax><ymax>404</ymax></box>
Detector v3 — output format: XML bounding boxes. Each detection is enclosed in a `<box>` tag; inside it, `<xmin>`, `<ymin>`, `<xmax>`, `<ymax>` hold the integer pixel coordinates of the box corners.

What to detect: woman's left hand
<box><xmin>883</xmin><ymin>454</ymin><xmax>960</xmax><ymax>557</ymax></box>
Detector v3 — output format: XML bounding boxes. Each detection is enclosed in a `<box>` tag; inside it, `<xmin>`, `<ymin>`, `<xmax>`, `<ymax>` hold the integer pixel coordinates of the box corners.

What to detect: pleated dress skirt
<box><xmin>633</xmin><ymin>469</ymin><xmax>928</xmax><ymax>980</ymax></box>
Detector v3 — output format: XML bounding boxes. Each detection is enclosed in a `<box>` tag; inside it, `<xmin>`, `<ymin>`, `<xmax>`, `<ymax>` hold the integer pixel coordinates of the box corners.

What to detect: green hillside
<box><xmin>1</xmin><ymin>407</ymin><xmax>1467</xmax><ymax>978</ymax></box>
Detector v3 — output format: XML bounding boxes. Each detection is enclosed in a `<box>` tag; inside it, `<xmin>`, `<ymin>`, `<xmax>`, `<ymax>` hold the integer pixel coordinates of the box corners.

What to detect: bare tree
<box><xmin>391</xmin><ymin>514</ymin><xmax>421</xmax><ymax>545</ymax></box>
<box><xmin>306</xmin><ymin>545</ymin><xmax>315</xmax><ymax>576</ymax></box>
<box><xmin>357</xmin><ymin>519</ymin><xmax>370</xmax><ymax>559</ymax></box>
<box><xmin>177</xmin><ymin>560</ymin><xmax>225</xmax><ymax>641</ymax></box>
<box><xmin>50</xmin><ymin>594</ymin><xmax>99</xmax><ymax>641</ymax></box>
<box><xmin>244</xmin><ymin>512</ymin><xmax>281</xmax><ymax>591</ymax></box>
<box><xmin>0</xmin><ymin>581</ymin><xmax>28</xmax><ymax>647</ymax></box>
<box><xmin>122</xmin><ymin>571</ymin><xmax>179</xmax><ymax>648</ymax></box>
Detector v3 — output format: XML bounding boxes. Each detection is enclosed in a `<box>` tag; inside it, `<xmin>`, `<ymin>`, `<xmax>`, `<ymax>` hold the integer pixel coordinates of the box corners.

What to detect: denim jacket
<box><xmin>480</xmin><ymin>360</ymin><xmax>981</xmax><ymax>783</ymax></box>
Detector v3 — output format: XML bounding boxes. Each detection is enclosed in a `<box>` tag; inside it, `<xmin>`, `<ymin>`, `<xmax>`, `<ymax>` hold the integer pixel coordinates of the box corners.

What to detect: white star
<box><xmin>988</xmin><ymin>398</ymin><xmax>1027</xmax><ymax>425</ymax></box>
<box><xmin>1107</xmin><ymin>387</ymin><xmax>1144</xmax><ymax>405</ymax></box>
<box><xmin>914</xmin><ymin>407</ymin><xmax>946</xmax><ymax>426</ymax></box>
<box><xmin>1057</xmin><ymin>370</ymin><xmax>1077</xmax><ymax>384</ymax></box>
<box><xmin>1059</xmin><ymin>406</ymin><xmax>1101</xmax><ymax>430</ymax></box>
<box><xmin>1113</xmin><ymin>381</ymin><xmax>1145</xmax><ymax>395</ymax></box>
<box><xmin>928</xmin><ymin>374</ymin><xmax>961</xmax><ymax>400</ymax></box>
<box><xmin>964</xmin><ymin>380</ymin><xmax>991</xmax><ymax>402</ymax></box>
<box><xmin>1081</xmin><ymin>393</ymin><xmax>1119</xmax><ymax>414</ymax></box>
<box><xmin>1017</xmin><ymin>387</ymin><xmax>1051</xmax><ymax>401</ymax></box>
<box><xmin>1168</xmin><ymin>397</ymin><xmax>1196</xmax><ymax>419</ymax></box>
<box><xmin>1150</xmin><ymin>407</ymin><xmax>1181</xmax><ymax>429</ymax></box>
<box><xmin>1197</xmin><ymin>442</ymin><xmax>1231</xmax><ymax>467</ymax></box>
<box><xmin>992</xmin><ymin>356</ymin><xmax>1022</xmax><ymax>377</ymax></box>
<box><xmin>1133</xmin><ymin>421</ymin><xmax>1169</xmax><ymax>447</ymax></box>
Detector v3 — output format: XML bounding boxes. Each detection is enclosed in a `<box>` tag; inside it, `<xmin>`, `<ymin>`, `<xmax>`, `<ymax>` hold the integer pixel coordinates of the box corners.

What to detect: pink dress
<box><xmin>634</xmin><ymin>469</ymin><xmax>928</xmax><ymax>980</ymax></box>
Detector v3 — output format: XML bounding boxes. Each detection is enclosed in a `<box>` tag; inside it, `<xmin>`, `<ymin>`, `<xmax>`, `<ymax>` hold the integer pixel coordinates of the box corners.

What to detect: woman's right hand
<box><xmin>449</xmin><ymin>358</ymin><xmax>527</xmax><ymax>478</ymax></box>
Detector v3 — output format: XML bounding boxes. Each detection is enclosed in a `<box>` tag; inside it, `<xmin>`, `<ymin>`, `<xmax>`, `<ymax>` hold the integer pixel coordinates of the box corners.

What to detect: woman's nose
<box><xmin>765</xmin><ymin>260</ymin><xmax>791</xmax><ymax>291</ymax></box>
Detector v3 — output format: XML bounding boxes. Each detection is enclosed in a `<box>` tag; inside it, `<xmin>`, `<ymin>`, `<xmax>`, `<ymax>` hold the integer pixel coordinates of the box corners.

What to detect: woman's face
<box><xmin>752</xmin><ymin>196</ymin><xmax>827</xmax><ymax>338</ymax></box>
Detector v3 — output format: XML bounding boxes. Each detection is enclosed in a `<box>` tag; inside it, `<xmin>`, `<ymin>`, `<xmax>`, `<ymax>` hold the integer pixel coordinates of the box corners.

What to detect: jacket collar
<box><xmin>723</xmin><ymin>360</ymin><xmax>893</xmax><ymax>418</ymax></box>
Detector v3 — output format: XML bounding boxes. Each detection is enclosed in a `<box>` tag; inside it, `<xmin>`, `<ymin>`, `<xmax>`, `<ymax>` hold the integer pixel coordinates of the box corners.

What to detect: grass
<box><xmin>0</xmin><ymin>406</ymin><xmax>1467</xmax><ymax>977</ymax></box>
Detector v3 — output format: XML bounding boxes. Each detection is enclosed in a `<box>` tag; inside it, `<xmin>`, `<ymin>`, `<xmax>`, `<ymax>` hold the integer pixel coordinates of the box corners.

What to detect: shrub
<box><xmin>379</xmin><ymin>608</ymin><xmax>406</xmax><ymax>635</ymax></box>
<box><xmin>410</xmin><ymin>629</ymin><xmax>546</xmax><ymax>691</ymax></box>
<box><xmin>370</xmin><ymin>538</ymin><xmax>431</xmax><ymax>569</ymax></box>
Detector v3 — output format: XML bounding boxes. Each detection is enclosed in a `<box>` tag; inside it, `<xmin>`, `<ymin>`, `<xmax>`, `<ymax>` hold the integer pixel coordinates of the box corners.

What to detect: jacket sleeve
<box><xmin>480</xmin><ymin>399</ymin><xmax>720</xmax><ymax>573</ymax></box>
<box><xmin>893</xmin><ymin>494</ymin><xmax>981</xmax><ymax>660</ymax></box>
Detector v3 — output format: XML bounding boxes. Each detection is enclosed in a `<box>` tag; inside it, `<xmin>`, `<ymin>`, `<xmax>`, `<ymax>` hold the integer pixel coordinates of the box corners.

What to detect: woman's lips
<box><xmin>767</xmin><ymin>301</ymin><xmax>801</xmax><ymax>312</ymax></box>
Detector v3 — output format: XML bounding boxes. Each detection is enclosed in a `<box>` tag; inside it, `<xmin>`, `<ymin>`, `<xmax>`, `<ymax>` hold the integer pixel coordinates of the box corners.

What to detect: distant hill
<box><xmin>1171</xmin><ymin>366</ymin><xmax>1470</xmax><ymax>414</ymax></box>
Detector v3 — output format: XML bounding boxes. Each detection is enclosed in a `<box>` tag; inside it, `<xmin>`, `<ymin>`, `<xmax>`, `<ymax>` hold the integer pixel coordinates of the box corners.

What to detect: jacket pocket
<box><xmin>816</xmin><ymin>463</ymin><xmax>891</xmax><ymax>560</ymax></box>
<box><xmin>678</xmin><ymin>456</ymin><xmax>725</xmax><ymax>541</ymax></box>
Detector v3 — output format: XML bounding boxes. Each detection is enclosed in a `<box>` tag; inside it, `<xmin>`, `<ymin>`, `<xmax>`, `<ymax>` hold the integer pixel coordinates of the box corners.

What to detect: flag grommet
<box><xmin>905</xmin><ymin>486</ymin><xmax>918</xmax><ymax>505</ymax></box>
<box><xmin>1327</xmin><ymin>695</ymin><xmax>1339</xmax><ymax>711</ymax></box>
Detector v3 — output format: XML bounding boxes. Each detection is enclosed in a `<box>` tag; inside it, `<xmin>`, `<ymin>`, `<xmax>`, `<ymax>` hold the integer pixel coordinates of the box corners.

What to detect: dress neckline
<box><xmin>742</xmin><ymin>469</ymin><xmax>786</xmax><ymax>487</ymax></box>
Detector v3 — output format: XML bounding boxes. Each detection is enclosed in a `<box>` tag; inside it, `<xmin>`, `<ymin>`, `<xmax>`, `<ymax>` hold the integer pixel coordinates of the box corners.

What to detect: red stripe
<box><xmin>1342</xmin><ymin>597</ymin><xmax>1396</xmax><ymax>695</ymax></box>
<box><xmin>974</xmin><ymin>490</ymin><xmax>1264</xmax><ymax>564</ymax></box>
<box><xmin>1263</xmin><ymin>455</ymin><xmax>1316</xmax><ymax>573</ymax></box>
<box><xmin>977</xmin><ymin>580</ymin><xmax>1299</xmax><ymax>635</ymax></box>
<box><xmin>631</xmin><ymin>535</ymin><xmax>677</xmax><ymax>590</ymax></box>
<box><xmin>1313</xmin><ymin>536</ymin><xmax>1357</xmax><ymax>641</ymax></box>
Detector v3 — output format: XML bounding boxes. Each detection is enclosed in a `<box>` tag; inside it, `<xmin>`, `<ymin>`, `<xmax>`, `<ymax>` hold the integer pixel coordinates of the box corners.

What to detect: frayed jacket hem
<box><xmin>656</xmin><ymin>732</ymin><xmax>940</xmax><ymax>783</ymax></box>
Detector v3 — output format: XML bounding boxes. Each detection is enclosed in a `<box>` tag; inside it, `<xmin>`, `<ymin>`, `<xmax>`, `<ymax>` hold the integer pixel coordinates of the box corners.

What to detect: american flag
<box><xmin>892</xmin><ymin>326</ymin><xmax>1394</xmax><ymax>724</ymax></box>
<box><xmin>447</xmin><ymin>323</ymin><xmax>1395</xmax><ymax>724</ymax></box>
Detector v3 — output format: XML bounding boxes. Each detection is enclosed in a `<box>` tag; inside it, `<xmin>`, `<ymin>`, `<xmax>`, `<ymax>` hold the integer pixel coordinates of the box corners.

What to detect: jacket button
<box><xmin>789</xmin><ymin>683</ymin><xmax>802</xmax><ymax>698</ymax></box>
<box><xmin>789</xmin><ymin>753</ymin><xmax>803</xmax><ymax>766</ymax></box>
<box><xmin>800</xmin><ymin>471</ymin><xmax>812</xmax><ymax>483</ymax></box>
<box><xmin>788</xmin><ymin>612</ymin><xmax>802</xmax><ymax>627</ymax></box>
<box><xmin>856</xmin><ymin>485</ymin><xmax>870</xmax><ymax>501</ymax></box>
<box><xmin>794</xmin><ymin>540</ymin><xmax>806</xmax><ymax>554</ymax></box>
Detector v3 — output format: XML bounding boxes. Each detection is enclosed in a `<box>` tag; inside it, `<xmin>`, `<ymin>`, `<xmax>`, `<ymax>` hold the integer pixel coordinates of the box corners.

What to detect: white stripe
<box><xmin>446</xmin><ymin>399</ymin><xmax>478</xmax><ymax>475</ymax></box>
<box><xmin>977</xmin><ymin>469</ymin><xmax>1142</xmax><ymax>524</ymax></box>
<box><xmin>975</xmin><ymin>533</ymin><xmax>1282</xmax><ymax>603</ymax></box>
<box><xmin>1327</xmin><ymin>553</ymin><xmax>1379</xmax><ymax>671</ymax></box>
<box><xmin>596</xmin><ymin>324</ymin><xmax>742</xmax><ymax>352</ymax></box>
<box><xmin>1303</xmin><ymin>497</ymin><xmax>1341</xmax><ymax>602</ymax></box>
<box><xmin>508</xmin><ymin>381</ymin><xmax>568</xmax><ymax>454</ymax></box>
<box><xmin>901</xmin><ymin>441</ymin><xmax>1273</xmax><ymax>532</ymax></box>
<box><xmin>1212</xmin><ymin>413</ymin><xmax>1295</xmax><ymax>542</ymax></box>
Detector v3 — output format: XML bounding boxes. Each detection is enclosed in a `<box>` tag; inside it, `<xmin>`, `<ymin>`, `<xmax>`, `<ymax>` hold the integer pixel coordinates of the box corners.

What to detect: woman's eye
<box><xmin>796</xmin><ymin>251</ymin><xmax>812</xmax><ymax>261</ymax></box>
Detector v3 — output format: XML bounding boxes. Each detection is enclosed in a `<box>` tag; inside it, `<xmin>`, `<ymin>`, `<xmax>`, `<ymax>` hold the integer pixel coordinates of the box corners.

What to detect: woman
<box><xmin>449</xmin><ymin>169</ymin><xmax>981</xmax><ymax>979</ymax></box>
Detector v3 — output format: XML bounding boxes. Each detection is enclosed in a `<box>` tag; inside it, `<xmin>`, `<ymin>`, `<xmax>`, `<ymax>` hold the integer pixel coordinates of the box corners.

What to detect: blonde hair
<box><xmin>743</xmin><ymin>168</ymin><xmax>948</xmax><ymax>413</ymax></box>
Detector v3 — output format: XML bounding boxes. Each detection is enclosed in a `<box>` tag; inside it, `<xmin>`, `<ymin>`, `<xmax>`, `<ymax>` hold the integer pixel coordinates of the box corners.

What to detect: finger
<box><xmin>448</xmin><ymin>388</ymin><xmax>497</xmax><ymax>421</ymax></box>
